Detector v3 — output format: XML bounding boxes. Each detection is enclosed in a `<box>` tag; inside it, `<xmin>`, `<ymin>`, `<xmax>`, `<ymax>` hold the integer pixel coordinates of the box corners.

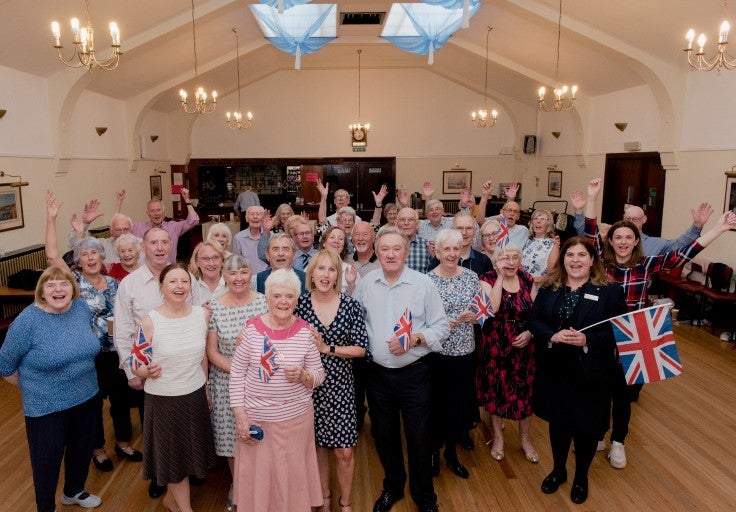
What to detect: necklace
<box><xmin>262</xmin><ymin>314</ymin><xmax>299</xmax><ymax>340</ymax></box>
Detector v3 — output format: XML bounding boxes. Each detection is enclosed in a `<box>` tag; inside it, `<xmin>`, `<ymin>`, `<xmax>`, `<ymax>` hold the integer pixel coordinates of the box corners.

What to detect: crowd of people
<box><xmin>1</xmin><ymin>176</ymin><xmax>734</xmax><ymax>512</ymax></box>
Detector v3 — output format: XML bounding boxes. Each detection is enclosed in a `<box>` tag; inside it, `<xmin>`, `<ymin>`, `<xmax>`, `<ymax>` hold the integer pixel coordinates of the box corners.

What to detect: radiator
<box><xmin>1</xmin><ymin>245</ymin><xmax>46</xmax><ymax>319</ymax></box>
<box><xmin>440</xmin><ymin>200</ymin><xmax>460</xmax><ymax>215</ymax></box>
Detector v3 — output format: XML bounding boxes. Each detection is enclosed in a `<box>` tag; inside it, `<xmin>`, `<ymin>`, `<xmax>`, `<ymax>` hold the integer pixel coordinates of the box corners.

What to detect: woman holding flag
<box><xmin>229</xmin><ymin>269</ymin><xmax>326</xmax><ymax>511</ymax></box>
<box><xmin>132</xmin><ymin>262</ymin><xmax>217</xmax><ymax>512</ymax></box>
<box><xmin>478</xmin><ymin>243</ymin><xmax>538</xmax><ymax>464</ymax></box>
<box><xmin>427</xmin><ymin>229</ymin><xmax>484</xmax><ymax>479</ymax></box>
<box><xmin>577</xmin><ymin>178</ymin><xmax>736</xmax><ymax>469</ymax></box>
<box><xmin>529</xmin><ymin>236</ymin><xmax>626</xmax><ymax>505</ymax></box>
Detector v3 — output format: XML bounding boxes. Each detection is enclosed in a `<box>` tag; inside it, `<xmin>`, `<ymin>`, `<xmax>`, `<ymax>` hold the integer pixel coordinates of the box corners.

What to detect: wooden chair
<box><xmin>699</xmin><ymin>262</ymin><xmax>736</xmax><ymax>335</ymax></box>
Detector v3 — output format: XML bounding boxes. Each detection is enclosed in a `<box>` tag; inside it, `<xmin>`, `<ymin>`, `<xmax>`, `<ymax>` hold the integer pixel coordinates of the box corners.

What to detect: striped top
<box><xmin>229</xmin><ymin>316</ymin><xmax>325</xmax><ymax>422</ymax></box>
<box><xmin>144</xmin><ymin>306</ymin><xmax>208</xmax><ymax>397</ymax></box>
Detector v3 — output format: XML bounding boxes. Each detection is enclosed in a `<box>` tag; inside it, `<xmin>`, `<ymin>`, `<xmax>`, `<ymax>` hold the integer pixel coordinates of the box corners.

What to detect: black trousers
<box><xmin>549</xmin><ymin>421</ymin><xmax>597</xmax><ymax>483</ymax></box>
<box><xmin>25</xmin><ymin>398</ymin><xmax>97</xmax><ymax>512</ymax></box>
<box><xmin>609</xmin><ymin>363</ymin><xmax>640</xmax><ymax>444</ymax></box>
<box><xmin>94</xmin><ymin>351</ymin><xmax>135</xmax><ymax>448</ymax></box>
<box><xmin>353</xmin><ymin>357</ymin><xmax>368</xmax><ymax>425</ymax></box>
<box><xmin>366</xmin><ymin>361</ymin><xmax>437</xmax><ymax>509</ymax></box>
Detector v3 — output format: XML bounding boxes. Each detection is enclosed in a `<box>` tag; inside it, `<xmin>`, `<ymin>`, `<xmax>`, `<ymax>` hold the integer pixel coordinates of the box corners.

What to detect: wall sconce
<box><xmin>615</xmin><ymin>122</ymin><xmax>628</xmax><ymax>132</ymax></box>
<box><xmin>0</xmin><ymin>109</ymin><xmax>6</xmax><ymax>119</ymax></box>
<box><xmin>95</xmin><ymin>127</ymin><xmax>108</xmax><ymax>136</ymax></box>
<box><xmin>551</xmin><ymin>131</ymin><xmax>561</xmax><ymax>139</ymax></box>
<box><xmin>150</xmin><ymin>135</ymin><xmax>159</xmax><ymax>142</ymax></box>
<box><xmin>0</xmin><ymin>170</ymin><xmax>29</xmax><ymax>187</ymax></box>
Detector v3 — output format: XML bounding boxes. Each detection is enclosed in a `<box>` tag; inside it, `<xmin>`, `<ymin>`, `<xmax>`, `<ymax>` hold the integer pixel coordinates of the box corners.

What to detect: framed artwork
<box><xmin>150</xmin><ymin>175</ymin><xmax>163</xmax><ymax>200</ymax></box>
<box><xmin>548</xmin><ymin>170</ymin><xmax>563</xmax><ymax>198</ymax></box>
<box><xmin>725</xmin><ymin>171</ymin><xmax>736</xmax><ymax>229</ymax></box>
<box><xmin>443</xmin><ymin>170</ymin><xmax>472</xmax><ymax>194</ymax></box>
<box><xmin>0</xmin><ymin>185</ymin><xmax>24</xmax><ymax>232</ymax></box>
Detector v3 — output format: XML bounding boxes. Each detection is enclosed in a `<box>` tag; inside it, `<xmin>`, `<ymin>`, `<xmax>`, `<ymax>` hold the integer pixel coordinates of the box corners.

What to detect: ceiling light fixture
<box><xmin>226</xmin><ymin>29</ymin><xmax>253</xmax><ymax>131</ymax></box>
<box><xmin>685</xmin><ymin>0</ymin><xmax>736</xmax><ymax>71</ymax></box>
<box><xmin>349</xmin><ymin>49</ymin><xmax>370</xmax><ymax>149</ymax></box>
<box><xmin>471</xmin><ymin>26</ymin><xmax>498</xmax><ymax>128</ymax></box>
<box><xmin>179</xmin><ymin>0</ymin><xmax>217</xmax><ymax>115</ymax></box>
<box><xmin>50</xmin><ymin>0</ymin><xmax>122</xmax><ymax>71</ymax></box>
<box><xmin>538</xmin><ymin>0</ymin><xmax>578</xmax><ymax>112</ymax></box>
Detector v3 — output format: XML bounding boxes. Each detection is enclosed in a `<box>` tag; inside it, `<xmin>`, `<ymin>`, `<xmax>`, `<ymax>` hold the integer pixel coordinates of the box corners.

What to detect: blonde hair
<box><xmin>188</xmin><ymin>241</ymin><xmax>224</xmax><ymax>279</ymax></box>
<box><xmin>305</xmin><ymin>249</ymin><xmax>343</xmax><ymax>293</ymax></box>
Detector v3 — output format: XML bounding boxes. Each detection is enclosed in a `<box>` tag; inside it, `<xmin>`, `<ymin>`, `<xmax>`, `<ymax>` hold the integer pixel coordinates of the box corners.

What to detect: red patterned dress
<box><xmin>478</xmin><ymin>269</ymin><xmax>536</xmax><ymax>420</ymax></box>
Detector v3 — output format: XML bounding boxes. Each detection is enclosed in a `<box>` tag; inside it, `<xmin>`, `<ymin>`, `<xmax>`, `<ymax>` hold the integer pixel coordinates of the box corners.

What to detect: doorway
<box><xmin>602</xmin><ymin>152</ymin><xmax>666</xmax><ymax>236</ymax></box>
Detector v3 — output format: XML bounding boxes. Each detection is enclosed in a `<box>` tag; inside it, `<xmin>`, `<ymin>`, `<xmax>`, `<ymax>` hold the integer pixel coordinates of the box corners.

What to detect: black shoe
<box><xmin>431</xmin><ymin>450</ymin><xmax>440</xmax><ymax>477</ymax></box>
<box><xmin>148</xmin><ymin>480</ymin><xmax>165</xmax><ymax>499</ymax></box>
<box><xmin>458</xmin><ymin>433</ymin><xmax>475</xmax><ymax>450</ymax></box>
<box><xmin>419</xmin><ymin>505</ymin><xmax>440</xmax><ymax>512</ymax></box>
<box><xmin>114</xmin><ymin>444</ymin><xmax>143</xmax><ymax>462</ymax></box>
<box><xmin>91</xmin><ymin>452</ymin><xmax>113</xmax><ymax>472</ymax></box>
<box><xmin>446</xmin><ymin>458</ymin><xmax>470</xmax><ymax>479</ymax></box>
<box><xmin>570</xmin><ymin>479</ymin><xmax>588</xmax><ymax>504</ymax></box>
<box><xmin>541</xmin><ymin>471</ymin><xmax>567</xmax><ymax>494</ymax></box>
<box><xmin>372</xmin><ymin>490</ymin><xmax>404</xmax><ymax>512</ymax></box>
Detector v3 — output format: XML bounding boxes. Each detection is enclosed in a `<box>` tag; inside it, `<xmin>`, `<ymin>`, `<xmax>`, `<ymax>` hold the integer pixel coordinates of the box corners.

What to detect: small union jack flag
<box><xmin>258</xmin><ymin>336</ymin><xmax>280</xmax><ymax>383</ymax></box>
<box><xmin>611</xmin><ymin>304</ymin><xmax>682</xmax><ymax>385</ymax></box>
<box><xmin>496</xmin><ymin>215</ymin><xmax>510</xmax><ymax>249</ymax></box>
<box><xmin>128</xmin><ymin>325</ymin><xmax>152</xmax><ymax>371</ymax></box>
<box><xmin>394</xmin><ymin>307</ymin><xmax>413</xmax><ymax>352</ymax></box>
<box><xmin>469</xmin><ymin>289</ymin><xmax>494</xmax><ymax>325</ymax></box>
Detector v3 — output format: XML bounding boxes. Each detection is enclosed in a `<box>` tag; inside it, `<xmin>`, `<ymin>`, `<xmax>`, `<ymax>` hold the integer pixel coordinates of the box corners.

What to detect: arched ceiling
<box><xmin>0</xmin><ymin>0</ymin><xmax>723</xmax><ymax>112</ymax></box>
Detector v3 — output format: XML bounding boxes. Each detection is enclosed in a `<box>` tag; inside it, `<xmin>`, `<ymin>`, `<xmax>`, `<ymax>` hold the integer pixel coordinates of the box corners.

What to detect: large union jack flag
<box><xmin>258</xmin><ymin>336</ymin><xmax>280</xmax><ymax>383</ymax></box>
<box><xmin>496</xmin><ymin>215</ymin><xmax>510</xmax><ymax>249</ymax></box>
<box><xmin>394</xmin><ymin>307</ymin><xmax>413</xmax><ymax>352</ymax></box>
<box><xmin>128</xmin><ymin>325</ymin><xmax>153</xmax><ymax>371</ymax></box>
<box><xmin>611</xmin><ymin>304</ymin><xmax>682</xmax><ymax>385</ymax></box>
<box><xmin>469</xmin><ymin>289</ymin><xmax>494</xmax><ymax>325</ymax></box>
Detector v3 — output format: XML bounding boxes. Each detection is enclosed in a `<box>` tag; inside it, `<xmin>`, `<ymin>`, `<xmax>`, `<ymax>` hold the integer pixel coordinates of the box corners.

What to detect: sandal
<box><xmin>338</xmin><ymin>496</ymin><xmax>352</xmax><ymax>512</ymax></box>
<box><xmin>520</xmin><ymin>434</ymin><xmax>539</xmax><ymax>463</ymax></box>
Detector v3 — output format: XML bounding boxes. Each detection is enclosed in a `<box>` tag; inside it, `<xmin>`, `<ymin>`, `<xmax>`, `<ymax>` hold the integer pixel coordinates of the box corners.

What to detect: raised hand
<box><xmin>81</xmin><ymin>198</ymin><xmax>103</xmax><ymax>225</ymax></box>
<box><xmin>373</xmin><ymin>184</ymin><xmax>388</xmax><ymax>206</ymax></box>
<box><xmin>46</xmin><ymin>190</ymin><xmax>62</xmax><ymax>220</ymax></box>
<box><xmin>691</xmin><ymin>202</ymin><xmax>713</xmax><ymax>228</ymax></box>
<box><xmin>480</xmin><ymin>177</ymin><xmax>494</xmax><ymax>197</ymax></box>
<box><xmin>181</xmin><ymin>187</ymin><xmax>190</xmax><ymax>201</ymax></box>
<box><xmin>316</xmin><ymin>180</ymin><xmax>329</xmax><ymax>199</ymax></box>
<box><xmin>587</xmin><ymin>178</ymin><xmax>602</xmax><ymax>199</ymax></box>
<box><xmin>262</xmin><ymin>211</ymin><xmax>274</xmax><ymax>232</ymax></box>
<box><xmin>344</xmin><ymin>262</ymin><xmax>358</xmax><ymax>288</ymax></box>
<box><xmin>716</xmin><ymin>210</ymin><xmax>736</xmax><ymax>232</ymax></box>
<box><xmin>422</xmin><ymin>181</ymin><xmax>434</xmax><ymax>199</ymax></box>
<box><xmin>70</xmin><ymin>213</ymin><xmax>85</xmax><ymax>235</ymax></box>
<box><xmin>570</xmin><ymin>189</ymin><xmax>586</xmax><ymax>212</ymax></box>
<box><xmin>116</xmin><ymin>189</ymin><xmax>126</xmax><ymax>202</ymax></box>
<box><xmin>504</xmin><ymin>182</ymin><xmax>519</xmax><ymax>201</ymax></box>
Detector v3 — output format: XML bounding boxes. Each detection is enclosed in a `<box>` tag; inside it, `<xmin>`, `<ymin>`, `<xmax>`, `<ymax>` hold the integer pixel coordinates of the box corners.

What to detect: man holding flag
<box><xmin>354</xmin><ymin>226</ymin><xmax>450</xmax><ymax>512</ymax></box>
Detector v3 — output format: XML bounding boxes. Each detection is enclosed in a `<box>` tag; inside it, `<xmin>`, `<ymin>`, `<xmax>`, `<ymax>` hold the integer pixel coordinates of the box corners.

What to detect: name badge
<box><xmin>583</xmin><ymin>293</ymin><xmax>599</xmax><ymax>301</ymax></box>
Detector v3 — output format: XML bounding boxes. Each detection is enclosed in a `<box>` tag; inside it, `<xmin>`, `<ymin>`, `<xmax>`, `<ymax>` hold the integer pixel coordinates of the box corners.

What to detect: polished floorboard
<box><xmin>1</xmin><ymin>323</ymin><xmax>735</xmax><ymax>511</ymax></box>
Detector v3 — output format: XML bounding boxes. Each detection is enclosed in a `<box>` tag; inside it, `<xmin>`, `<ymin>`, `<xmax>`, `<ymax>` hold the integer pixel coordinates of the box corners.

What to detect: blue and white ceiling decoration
<box><xmin>381</xmin><ymin>2</ymin><xmax>481</xmax><ymax>65</ymax></box>
<box><xmin>257</xmin><ymin>0</ymin><xmax>311</xmax><ymax>15</ymax></box>
<box><xmin>423</xmin><ymin>0</ymin><xmax>480</xmax><ymax>28</ymax></box>
<box><xmin>250</xmin><ymin>3</ymin><xmax>336</xmax><ymax>69</ymax></box>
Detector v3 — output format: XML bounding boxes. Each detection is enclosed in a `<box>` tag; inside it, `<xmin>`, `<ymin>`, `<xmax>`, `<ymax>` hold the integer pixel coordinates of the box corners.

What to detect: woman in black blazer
<box><xmin>529</xmin><ymin>236</ymin><xmax>626</xmax><ymax>505</ymax></box>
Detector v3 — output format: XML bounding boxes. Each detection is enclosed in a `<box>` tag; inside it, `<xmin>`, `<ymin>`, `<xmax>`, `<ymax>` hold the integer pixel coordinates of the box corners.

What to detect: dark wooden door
<box><xmin>355</xmin><ymin>161</ymin><xmax>395</xmax><ymax>218</ymax></box>
<box><xmin>602</xmin><ymin>152</ymin><xmax>666</xmax><ymax>236</ymax></box>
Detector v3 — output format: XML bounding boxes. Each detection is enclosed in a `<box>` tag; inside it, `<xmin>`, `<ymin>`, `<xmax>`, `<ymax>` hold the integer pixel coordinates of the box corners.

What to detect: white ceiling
<box><xmin>0</xmin><ymin>0</ymin><xmax>724</xmax><ymax>112</ymax></box>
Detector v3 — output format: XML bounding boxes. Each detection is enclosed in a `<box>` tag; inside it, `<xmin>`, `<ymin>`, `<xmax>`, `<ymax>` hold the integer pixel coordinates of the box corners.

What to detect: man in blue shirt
<box><xmin>354</xmin><ymin>226</ymin><xmax>450</xmax><ymax>512</ymax></box>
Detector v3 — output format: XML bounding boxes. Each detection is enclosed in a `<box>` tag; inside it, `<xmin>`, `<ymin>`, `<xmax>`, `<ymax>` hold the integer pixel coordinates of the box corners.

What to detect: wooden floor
<box><xmin>2</xmin><ymin>323</ymin><xmax>736</xmax><ymax>511</ymax></box>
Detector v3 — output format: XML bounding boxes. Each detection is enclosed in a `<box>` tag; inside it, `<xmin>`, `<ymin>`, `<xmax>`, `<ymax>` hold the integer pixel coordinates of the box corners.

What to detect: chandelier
<box><xmin>538</xmin><ymin>0</ymin><xmax>578</xmax><ymax>112</ymax></box>
<box><xmin>180</xmin><ymin>0</ymin><xmax>217</xmax><ymax>115</ymax></box>
<box><xmin>349</xmin><ymin>50</ymin><xmax>370</xmax><ymax>148</ymax></box>
<box><xmin>50</xmin><ymin>0</ymin><xmax>122</xmax><ymax>71</ymax></box>
<box><xmin>471</xmin><ymin>26</ymin><xmax>498</xmax><ymax>128</ymax></box>
<box><xmin>226</xmin><ymin>29</ymin><xmax>254</xmax><ymax>130</ymax></box>
<box><xmin>685</xmin><ymin>1</ymin><xmax>736</xmax><ymax>71</ymax></box>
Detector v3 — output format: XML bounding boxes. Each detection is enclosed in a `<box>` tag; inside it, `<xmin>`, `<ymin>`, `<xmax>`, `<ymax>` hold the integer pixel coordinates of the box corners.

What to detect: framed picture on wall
<box><xmin>548</xmin><ymin>170</ymin><xmax>562</xmax><ymax>198</ymax></box>
<box><xmin>0</xmin><ymin>185</ymin><xmax>24</xmax><ymax>232</ymax></box>
<box><xmin>725</xmin><ymin>170</ymin><xmax>736</xmax><ymax>229</ymax></box>
<box><xmin>443</xmin><ymin>170</ymin><xmax>472</xmax><ymax>194</ymax></box>
<box><xmin>150</xmin><ymin>175</ymin><xmax>163</xmax><ymax>200</ymax></box>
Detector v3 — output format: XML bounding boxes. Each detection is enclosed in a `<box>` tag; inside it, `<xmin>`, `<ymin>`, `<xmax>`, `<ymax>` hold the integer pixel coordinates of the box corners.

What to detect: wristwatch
<box><xmin>185</xmin><ymin>201</ymin><xmax>192</xmax><ymax>206</ymax></box>
<box><xmin>414</xmin><ymin>333</ymin><xmax>425</xmax><ymax>347</ymax></box>
<box><xmin>329</xmin><ymin>345</ymin><xmax>336</xmax><ymax>354</ymax></box>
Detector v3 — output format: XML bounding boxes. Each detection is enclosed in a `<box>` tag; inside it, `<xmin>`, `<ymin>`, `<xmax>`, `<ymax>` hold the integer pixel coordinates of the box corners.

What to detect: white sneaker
<box><xmin>596</xmin><ymin>440</ymin><xmax>607</xmax><ymax>451</ymax></box>
<box><xmin>720</xmin><ymin>332</ymin><xmax>733</xmax><ymax>342</ymax></box>
<box><xmin>608</xmin><ymin>441</ymin><xmax>627</xmax><ymax>469</ymax></box>
<box><xmin>60</xmin><ymin>492</ymin><xmax>102</xmax><ymax>508</ymax></box>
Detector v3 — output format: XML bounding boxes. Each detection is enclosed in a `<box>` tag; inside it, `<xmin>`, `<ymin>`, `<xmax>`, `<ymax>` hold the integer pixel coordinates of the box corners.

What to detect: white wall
<box><xmin>69</xmin><ymin>90</ymin><xmax>128</xmax><ymax>159</ymax></box>
<box><xmin>0</xmin><ymin>65</ymin><xmax>53</xmax><ymax>157</ymax></box>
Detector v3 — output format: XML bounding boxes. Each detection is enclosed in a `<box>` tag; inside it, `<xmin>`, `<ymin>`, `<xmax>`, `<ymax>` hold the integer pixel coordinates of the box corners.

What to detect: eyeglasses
<box><xmin>501</xmin><ymin>208</ymin><xmax>521</xmax><ymax>215</ymax></box>
<box><xmin>397</xmin><ymin>217</ymin><xmax>417</xmax><ymax>224</ymax></box>
<box><xmin>198</xmin><ymin>255</ymin><xmax>222</xmax><ymax>262</ymax></box>
<box><xmin>334</xmin><ymin>194</ymin><xmax>350</xmax><ymax>199</ymax></box>
<box><xmin>44</xmin><ymin>281</ymin><xmax>73</xmax><ymax>290</ymax></box>
<box><xmin>623</xmin><ymin>216</ymin><xmax>644</xmax><ymax>223</ymax></box>
<box><xmin>481</xmin><ymin>233</ymin><xmax>497</xmax><ymax>240</ymax></box>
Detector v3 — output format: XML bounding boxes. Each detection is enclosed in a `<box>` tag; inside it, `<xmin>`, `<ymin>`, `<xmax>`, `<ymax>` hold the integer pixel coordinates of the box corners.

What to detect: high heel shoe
<box><xmin>317</xmin><ymin>491</ymin><xmax>332</xmax><ymax>512</ymax></box>
<box><xmin>226</xmin><ymin>484</ymin><xmax>234</xmax><ymax>511</ymax></box>
<box><xmin>520</xmin><ymin>434</ymin><xmax>539</xmax><ymax>463</ymax></box>
<box><xmin>338</xmin><ymin>496</ymin><xmax>353</xmax><ymax>512</ymax></box>
<box><xmin>490</xmin><ymin>437</ymin><xmax>504</xmax><ymax>461</ymax></box>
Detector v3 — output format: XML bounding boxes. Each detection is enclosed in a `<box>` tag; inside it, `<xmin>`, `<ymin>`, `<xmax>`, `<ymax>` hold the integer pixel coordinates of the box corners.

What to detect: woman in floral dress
<box><xmin>478</xmin><ymin>243</ymin><xmax>539</xmax><ymax>464</ymax></box>
<box><xmin>206</xmin><ymin>255</ymin><xmax>268</xmax><ymax>510</ymax></box>
<box><xmin>522</xmin><ymin>209</ymin><xmax>559</xmax><ymax>288</ymax></box>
